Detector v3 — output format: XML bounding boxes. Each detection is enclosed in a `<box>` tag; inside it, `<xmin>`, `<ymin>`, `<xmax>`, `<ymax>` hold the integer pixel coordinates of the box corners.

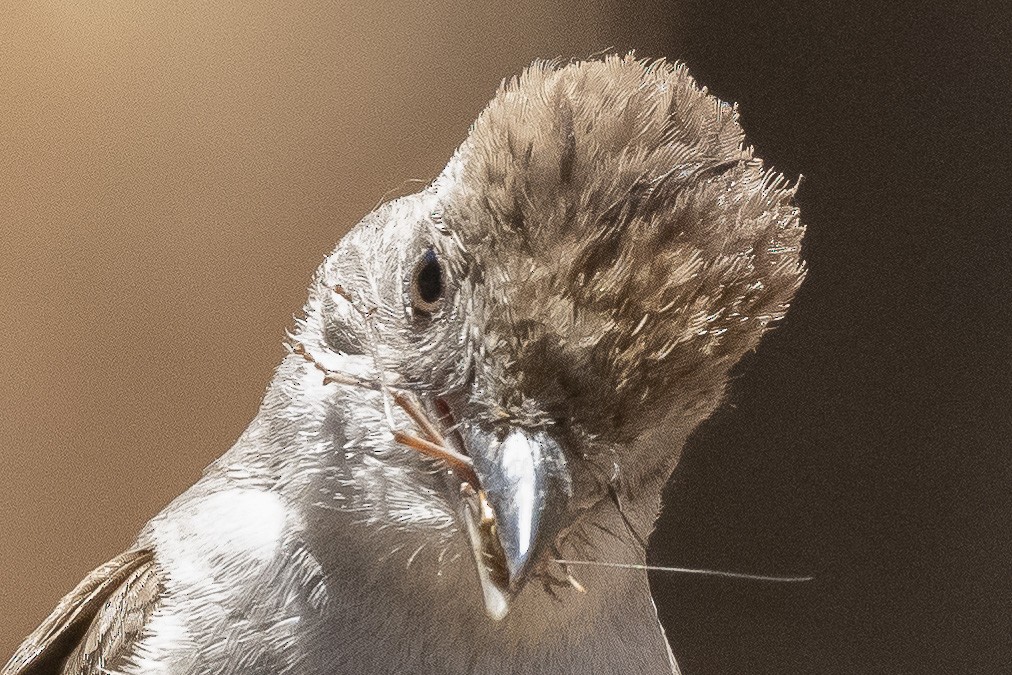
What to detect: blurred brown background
<box><xmin>3</xmin><ymin>1</ymin><xmax>1008</xmax><ymax>673</ymax></box>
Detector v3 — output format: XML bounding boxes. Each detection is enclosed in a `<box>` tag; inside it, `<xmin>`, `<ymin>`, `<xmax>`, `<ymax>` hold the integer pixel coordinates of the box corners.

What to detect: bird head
<box><xmin>291</xmin><ymin>56</ymin><xmax>805</xmax><ymax>621</ymax></box>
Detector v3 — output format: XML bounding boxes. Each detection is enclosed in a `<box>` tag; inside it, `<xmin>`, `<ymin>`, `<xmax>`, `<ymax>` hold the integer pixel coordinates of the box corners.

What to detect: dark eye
<box><xmin>410</xmin><ymin>248</ymin><xmax>443</xmax><ymax>315</ymax></box>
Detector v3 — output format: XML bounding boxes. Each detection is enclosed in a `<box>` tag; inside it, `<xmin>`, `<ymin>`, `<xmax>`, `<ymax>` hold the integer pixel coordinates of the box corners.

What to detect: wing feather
<box><xmin>2</xmin><ymin>550</ymin><xmax>160</xmax><ymax>675</ymax></box>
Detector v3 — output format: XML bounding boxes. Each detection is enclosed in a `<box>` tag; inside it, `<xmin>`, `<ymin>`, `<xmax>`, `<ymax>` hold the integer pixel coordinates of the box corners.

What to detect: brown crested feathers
<box><xmin>442</xmin><ymin>55</ymin><xmax>806</xmax><ymax>441</ymax></box>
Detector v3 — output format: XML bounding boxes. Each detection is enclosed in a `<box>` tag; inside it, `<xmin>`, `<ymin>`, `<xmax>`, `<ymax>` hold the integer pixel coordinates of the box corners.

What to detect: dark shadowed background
<box><xmin>1</xmin><ymin>1</ymin><xmax>1008</xmax><ymax>672</ymax></box>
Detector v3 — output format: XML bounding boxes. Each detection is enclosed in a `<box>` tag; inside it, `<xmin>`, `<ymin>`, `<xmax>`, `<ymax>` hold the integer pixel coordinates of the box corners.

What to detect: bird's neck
<box><xmin>209</xmin><ymin>355</ymin><xmax>678</xmax><ymax>673</ymax></box>
<box><xmin>297</xmin><ymin>509</ymin><xmax>677</xmax><ymax>674</ymax></box>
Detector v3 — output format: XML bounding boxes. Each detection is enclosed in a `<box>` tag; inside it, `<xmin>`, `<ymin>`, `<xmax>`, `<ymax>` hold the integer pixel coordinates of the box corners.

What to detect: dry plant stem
<box><xmin>391</xmin><ymin>392</ymin><xmax>447</xmax><ymax>446</ymax></box>
<box><xmin>290</xmin><ymin>337</ymin><xmax>478</xmax><ymax>486</ymax></box>
<box><xmin>553</xmin><ymin>559</ymin><xmax>814</xmax><ymax>582</ymax></box>
<box><xmin>550</xmin><ymin>545</ymin><xmax>586</xmax><ymax>594</ymax></box>
<box><xmin>565</xmin><ymin>573</ymin><xmax>587</xmax><ymax>593</ymax></box>
<box><xmin>328</xmin><ymin>283</ymin><xmax>359</xmax><ymax>310</ymax></box>
<box><xmin>393</xmin><ymin>431</ymin><xmax>478</xmax><ymax>487</ymax></box>
<box><xmin>290</xmin><ymin>341</ymin><xmax>382</xmax><ymax>390</ymax></box>
<box><xmin>324</xmin><ymin>282</ymin><xmax>400</xmax><ymax>429</ymax></box>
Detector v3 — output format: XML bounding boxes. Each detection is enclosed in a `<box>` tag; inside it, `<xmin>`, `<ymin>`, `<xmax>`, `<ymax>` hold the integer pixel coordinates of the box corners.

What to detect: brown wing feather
<box><xmin>2</xmin><ymin>550</ymin><xmax>161</xmax><ymax>675</ymax></box>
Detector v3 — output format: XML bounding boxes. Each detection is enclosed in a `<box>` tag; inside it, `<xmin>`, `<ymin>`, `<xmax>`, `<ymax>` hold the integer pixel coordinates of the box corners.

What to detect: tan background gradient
<box><xmin>0</xmin><ymin>0</ymin><xmax>679</xmax><ymax>656</ymax></box>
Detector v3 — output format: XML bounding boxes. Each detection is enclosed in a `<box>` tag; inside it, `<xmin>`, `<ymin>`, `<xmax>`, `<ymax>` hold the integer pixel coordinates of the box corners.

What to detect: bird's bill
<box><xmin>458</xmin><ymin>487</ymin><xmax>511</xmax><ymax>620</ymax></box>
<box><xmin>455</xmin><ymin>425</ymin><xmax>571</xmax><ymax>620</ymax></box>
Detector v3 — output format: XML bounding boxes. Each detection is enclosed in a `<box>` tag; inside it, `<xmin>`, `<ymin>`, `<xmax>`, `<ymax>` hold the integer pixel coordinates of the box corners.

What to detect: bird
<box><xmin>4</xmin><ymin>54</ymin><xmax>806</xmax><ymax>675</ymax></box>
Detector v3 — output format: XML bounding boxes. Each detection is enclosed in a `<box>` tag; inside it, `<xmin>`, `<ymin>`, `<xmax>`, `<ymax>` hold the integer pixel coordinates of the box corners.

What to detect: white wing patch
<box><xmin>127</xmin><ymin>489</ymin><xmax>320</xmax><ymax>673</ymax></box>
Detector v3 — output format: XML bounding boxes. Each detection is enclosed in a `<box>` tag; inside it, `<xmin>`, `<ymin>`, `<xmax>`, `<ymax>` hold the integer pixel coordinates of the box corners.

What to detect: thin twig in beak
<box><xmin>327</xmin><ymin>283</ymin><xmax>360</xmax><ymax>311</ymax></box>
<box><xmin>392</xmin><ymin>431</ymin><xmax>478</xmax><ymax>487</ymax></box>
<box><xmin>292</xmin><ymin>336</ymin><xmax>479</xmax><ymax>486</ymax></box>
<box><xmin>391</xmin><ymin>391</ymin><xmax>446</xmax><ymax>446</ymax></box>
<box><xmin>566</xmin><ymin>572</ymin><xmax>587</xmax><ymax>593</ymax></box>
<box><xmin>290</xmin><ymin>341</ymin><xmax>382</xmax><ymax>390</ymax></box>
<box><xmin>551</xmin><ymin>545</ymin><xmax>587</xmax><ymax>594</ymax></box>
<box><xmin>323</xmin><ymin>283</ymin><xmax>399</xmax><ymax>430</ymax></box>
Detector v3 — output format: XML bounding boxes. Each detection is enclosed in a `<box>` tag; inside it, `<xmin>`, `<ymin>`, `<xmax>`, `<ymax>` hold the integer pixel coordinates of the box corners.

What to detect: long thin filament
<box><xmin>554</xmin><ymin>559</ymin><xmax>813</xmax><ymax>583</ymax></box>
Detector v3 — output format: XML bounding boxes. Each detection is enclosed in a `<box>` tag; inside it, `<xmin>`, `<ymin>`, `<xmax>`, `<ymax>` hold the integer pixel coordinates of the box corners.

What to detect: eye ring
<box><xmin>410</xmin><ymin>248</ymin><xmax>444</xmax><ymax>316</ymax></box>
